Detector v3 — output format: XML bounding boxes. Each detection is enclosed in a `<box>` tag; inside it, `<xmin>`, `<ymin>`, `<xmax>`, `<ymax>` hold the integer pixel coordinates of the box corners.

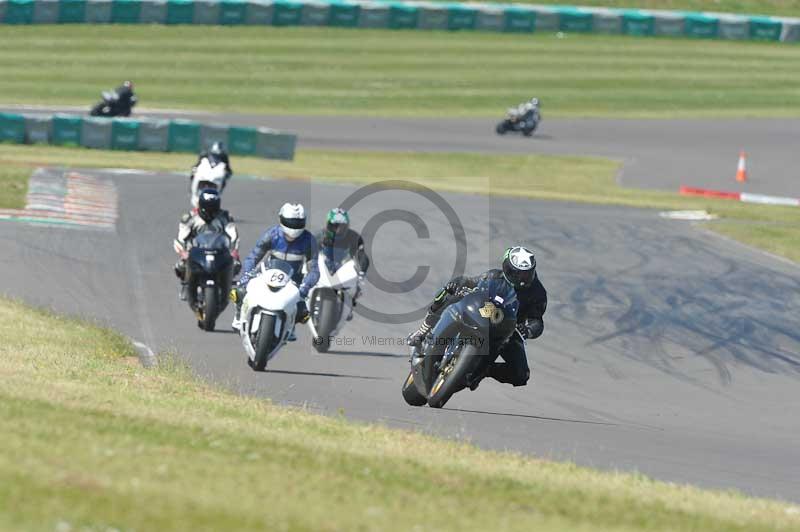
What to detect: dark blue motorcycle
<box><xmin>186</xmin><ymin>230</ymin><xmax>234</xmax><ymax>331</ymax></box>
<box><xmin>402</xmin><ymin>277</ymin><xmax>519</xmax><ymax>408</ymax></box>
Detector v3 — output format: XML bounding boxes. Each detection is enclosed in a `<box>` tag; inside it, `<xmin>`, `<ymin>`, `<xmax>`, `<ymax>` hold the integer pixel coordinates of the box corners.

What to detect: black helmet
<box><xmin>502</xmin><ymin>246</ymin><xmax>536</xmax><ymax>289</ymax></box>
<box><xmin>326</xmin><ymin>208</ymin><xmax>350</xmax><ymax>238</ymax></box>
<box><xmin>198</xmin><ymin>188</ymin><xmax>221</xmax><ymax>222</ymax></box>
<box><xmin>207</xmin><ymin>142</ymin><xmax>227</xmax><ymax>165</ymax></box>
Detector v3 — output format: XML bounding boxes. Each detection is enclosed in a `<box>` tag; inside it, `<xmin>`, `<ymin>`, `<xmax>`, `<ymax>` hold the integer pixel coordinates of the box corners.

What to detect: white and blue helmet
<box><xmin>279</xmin><ymin>202</ymin><xmax>306</xmax><ymax>241</ymax></box>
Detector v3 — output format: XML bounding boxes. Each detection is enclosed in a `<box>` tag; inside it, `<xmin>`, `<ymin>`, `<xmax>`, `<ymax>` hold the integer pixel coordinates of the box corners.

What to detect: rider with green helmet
<box><xmin>316</xmin><ymin>208</ymin><xmax>370</xmax><ymax>319</ymax></box>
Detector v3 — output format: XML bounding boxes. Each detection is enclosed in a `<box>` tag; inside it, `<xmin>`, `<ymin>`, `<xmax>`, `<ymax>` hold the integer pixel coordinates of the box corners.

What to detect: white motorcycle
<box><xmin>190</xmin><ymin>157</ymin><xmax>228</xmax><ymax>209</ymax></box>
<box><xmin>237</xmin><ymin>258</ymin><xmax>300</xmax><ymax>371</ymax></box>
<box><xmin>306</xmin><ymin>254</ymin><xmax>361</xmax><ymax>353</ymax></box>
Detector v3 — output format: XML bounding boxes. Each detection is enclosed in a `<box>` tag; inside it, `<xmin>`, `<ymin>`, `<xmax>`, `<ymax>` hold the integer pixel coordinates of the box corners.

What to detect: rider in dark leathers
<box><xmin>407</xmin><ymin>246</ymin><xmax>546</xmax><ymax>388</ymax></box>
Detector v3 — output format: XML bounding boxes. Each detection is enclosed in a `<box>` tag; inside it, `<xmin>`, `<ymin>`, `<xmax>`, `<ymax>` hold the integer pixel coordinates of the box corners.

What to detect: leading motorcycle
<box><xmin>236</xmin><ymin>258</ymin><xmax>300</xmax><ymax>371</ymax></box>
<box><xmin>306</xmin><ymin>252</ymin><xmax>361</xmax><ymax>353</ymax></box>
<box><xmin>174</xmin><ymin>229</ymin><xmax>236</xmax><ymax>331</ymax></box>
<box><xmin>402</xmin><ymin>277</ymin><xmax>519</xmax><ymax>408</ymax></box>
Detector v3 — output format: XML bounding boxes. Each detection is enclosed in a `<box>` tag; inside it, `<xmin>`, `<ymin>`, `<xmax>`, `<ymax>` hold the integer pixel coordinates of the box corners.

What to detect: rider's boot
<box><xmin>347</xmin><ymin>287</ymin><xmax>361</xmax><ymax>321</ymax></box>
<box><xmin>288</xmin><ymin>300</ymin><xmax>309</xmax><ymax>341</ymax></box>
<box><xmin>230</xmin><ymin>286</ymin><xmax>245</xmax><ymax>331</ymax></box>
<box><xmin>179</xmin><ymin>282</ymin><xmax>189</xmax><ymax>301</ymax></box>
<box><xmin>406</xmin><ymin>311</ymin><xmax>439</xmax><ymax>347</ymax></box>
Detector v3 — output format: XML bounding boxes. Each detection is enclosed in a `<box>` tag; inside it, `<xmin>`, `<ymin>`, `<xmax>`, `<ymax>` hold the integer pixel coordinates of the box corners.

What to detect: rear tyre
<box><xmin>312</xmin><ymin>291</ymin><xmax>340</xmax><ymax>353</ymax></box>
<box><xmin>495</xmin><ymin>122</ymin><xmax>507</xmax><ymax>135</ymax></box>
<box><xmin>401</xmin><ymin>371</ymin><xmax>427</xmax><ymax>407</ymax></box>
<box><xmin>427</xmin><ymin>344</ymin><xmax>480</xmax><ymax>408</ymax></box>
<box><xmin>252</xmin><ymin>314</ymin><xmax>278</xmax><ymax>371</ymax></box>
<box><xmin>200</xmin><ymin>286</ymin><xmax>217</xmax><ymax>331</ymax></box>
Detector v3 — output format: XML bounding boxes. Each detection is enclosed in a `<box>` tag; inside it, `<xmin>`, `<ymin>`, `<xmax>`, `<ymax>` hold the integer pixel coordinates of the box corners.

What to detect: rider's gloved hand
<box><xmin>517</xmin><ymin>319</ymin><xmax>543</xmax><ymax>340</ymax></box>
<box><xmin>444</xmin><ymin>276</ymin><xmax>465</xmax><ymax>294</ymax></box>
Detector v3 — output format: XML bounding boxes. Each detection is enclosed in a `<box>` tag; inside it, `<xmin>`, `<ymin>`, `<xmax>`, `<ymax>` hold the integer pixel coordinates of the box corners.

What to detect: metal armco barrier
<box><xmin>0</xmin><ymin>112</ymin><xmax>296</xmax><ymax>160</ymax></box>
<box><xmin>2</xmin><ymin>0</ymin><xmax>799</xmax><ymax>43</ymax></box>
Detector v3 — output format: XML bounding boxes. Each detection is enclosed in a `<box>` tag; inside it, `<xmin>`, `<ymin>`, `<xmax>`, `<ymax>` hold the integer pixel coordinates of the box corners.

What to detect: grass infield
<box><xmin>1</xmin><ymin>296</ymin><xmax>799</xmax><ymax>531</ymax></box>
<box><xmin>1</xmin><ymin>26</ymin><xmax>800</xmax><ymax>118</ymax></box>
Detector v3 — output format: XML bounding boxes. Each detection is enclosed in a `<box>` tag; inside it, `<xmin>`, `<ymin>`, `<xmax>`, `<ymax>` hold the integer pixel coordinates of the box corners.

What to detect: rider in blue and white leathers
<box><xmin>231</xmin><ymin>203</ymin><xmax>319</xmax><ymax>336</ymax></box>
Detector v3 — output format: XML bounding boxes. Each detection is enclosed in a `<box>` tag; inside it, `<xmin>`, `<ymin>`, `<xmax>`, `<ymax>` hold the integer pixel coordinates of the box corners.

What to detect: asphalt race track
<box><xmin>3</xmin><ymin>105</ymin><xmax>799</xmax><ymax>197</ymax></box>
<box><xmin>2</xmin><ymin>168</ymin><xmax>799</xmax><ymax>502</ymax></box>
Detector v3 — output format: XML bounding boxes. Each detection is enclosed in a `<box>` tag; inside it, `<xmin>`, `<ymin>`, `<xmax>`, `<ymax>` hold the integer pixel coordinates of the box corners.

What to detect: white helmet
<box><xmin>279</xmin><ymin>202</ymin><xmax>306</xmax><ymax>241</ymax></box>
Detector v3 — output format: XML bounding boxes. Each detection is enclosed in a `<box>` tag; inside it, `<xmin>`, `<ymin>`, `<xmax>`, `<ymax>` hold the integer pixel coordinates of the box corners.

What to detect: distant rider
<box><xmin>231</xmin><ymin>203</ymin><xmax>319</xmax><ymax>339</ymax></box>
<box><xmin>191</xmin><ymin>141</ymin><xmax>233</xmax><ymax>191</ymax></box>
<box><xmin>507</xmin><ymin>98</ymin><xmax>540</xmax><ymax>124</ymax></box>
<box><xmin>173</xmin><ymin>188</ymin><xmax>241</xmax><ymax>301</ymax></box>
<box><xmin>103</xmin><ymin>80</ymin><xmax>137</xmax><ymax>114</ymax></box>
<box><xmin>407</xmin><ymin>246</ymin><xmax>547</xmax><ymax>388</ymax></box>
<box><xmin>315</xmin><ymin>208</ymin><xmax>370</xmax><ymax>320</ymax></box>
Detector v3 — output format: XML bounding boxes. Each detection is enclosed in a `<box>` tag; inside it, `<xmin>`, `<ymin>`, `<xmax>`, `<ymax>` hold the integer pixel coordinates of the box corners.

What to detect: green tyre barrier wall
<box><xmin>1</xmin><ymin>0</ymin><xmax>799</xmax><ymax>42</ymax></box>
<box><xmin>0</xmin><ymin>113</ymin><xmax>26</xmax><ymax>144</ymax></box>
<box><xmin>0</xmin><ymin>113</ymin><xmax>297</xmax><ymax>160</ymax></box>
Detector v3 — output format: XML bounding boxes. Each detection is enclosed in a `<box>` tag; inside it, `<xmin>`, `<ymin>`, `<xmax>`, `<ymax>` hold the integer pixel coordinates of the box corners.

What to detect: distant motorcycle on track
<box><xmin>89</xmin><ymin>89</ymin><xmax>137</xmax><ymax>117</ymax></box>
<box><xmin>496</xmin><ymin>99</ymin><xmax>541</xmax><ymax>137</ymax></box>
<box><xmin>190</xmin><ymin>156</ymin><xmax>229</xmax><ymax>209</ymax></box>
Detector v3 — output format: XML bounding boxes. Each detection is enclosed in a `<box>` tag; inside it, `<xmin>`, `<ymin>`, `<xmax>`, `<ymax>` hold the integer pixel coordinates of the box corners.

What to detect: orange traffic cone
<box><xmin>736</xmin><ymin>151</ymin><xmax>747</xmax><ymax>183</ymax></box>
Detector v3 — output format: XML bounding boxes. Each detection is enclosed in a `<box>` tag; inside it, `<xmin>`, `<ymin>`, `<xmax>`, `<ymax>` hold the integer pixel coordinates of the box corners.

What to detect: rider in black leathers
<box><xmin>407</xmin><ymin>246</ymin><xmax>546</xmax><ymax>388</ymax></box>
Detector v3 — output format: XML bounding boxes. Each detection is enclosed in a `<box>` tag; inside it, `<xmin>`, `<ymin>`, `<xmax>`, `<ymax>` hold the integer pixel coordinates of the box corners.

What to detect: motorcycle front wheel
<box><xmin>427</xmin><ymin>343</ymin><xmax>481</xmax><ymax>408</ymax></box>
<box><xmin>401</xmin><ymin>371</ymin><xmax>427</xmax><ymax>407</ymax></box>
<box><xmin>252</xmin><ymin>313</ymin><xmax>279</xmax><ymax>371</ymax></box>
<box><xmin>312</xmin><ymin>290</ymin><xmax>340</xmax><ymax>353</ymax></box>
<box><xmin>199</xmin><ymin>285</ymin><xmax>217</xmax><ymax>331</ymax></box>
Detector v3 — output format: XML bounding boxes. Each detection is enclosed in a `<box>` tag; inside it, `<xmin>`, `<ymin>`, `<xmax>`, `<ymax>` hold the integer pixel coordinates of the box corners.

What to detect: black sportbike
<box><xmin>89</xmin><ymin>91</ymin><xmax>136</xmax><ymax>117</ymax></box>
<box><xmin>496</xmin><ymin>110</ymin><xmax>540</xmax><ymax>137</ymax></box>
<box><xmin>185</xmin><ymin>230</ymin><xmax>235</xmax><ymax>331</ymax></box>
<box><xmin>402</xmin><ymin>277</ymin><xmax>519</xmax><ymax>408</ymax></box>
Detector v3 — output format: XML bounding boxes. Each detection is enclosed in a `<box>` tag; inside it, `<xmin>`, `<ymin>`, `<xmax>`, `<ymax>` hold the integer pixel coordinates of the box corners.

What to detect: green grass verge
<box><xmin>1</xmin><ymin>296</ymin><xmax>799</xmax><ymax>531</ymax></box>
<box><xmin>2</xmin><ymin>143</ymin><xmax>799</xmax><ymax>262</ymax></box>
<box><xmin>2</xmin><ymin>27</ymin><xmax>800</xmax><ymax>118</ymax></box>
<box><xmin>0</xmin><ymin>164</ymin><xmax>30</xmax><ymax>209</ymax></box>
<box><xmin>431</xmin><ymin>0</ymin><xmax>800</xmax><ymax>18</ymax></box>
